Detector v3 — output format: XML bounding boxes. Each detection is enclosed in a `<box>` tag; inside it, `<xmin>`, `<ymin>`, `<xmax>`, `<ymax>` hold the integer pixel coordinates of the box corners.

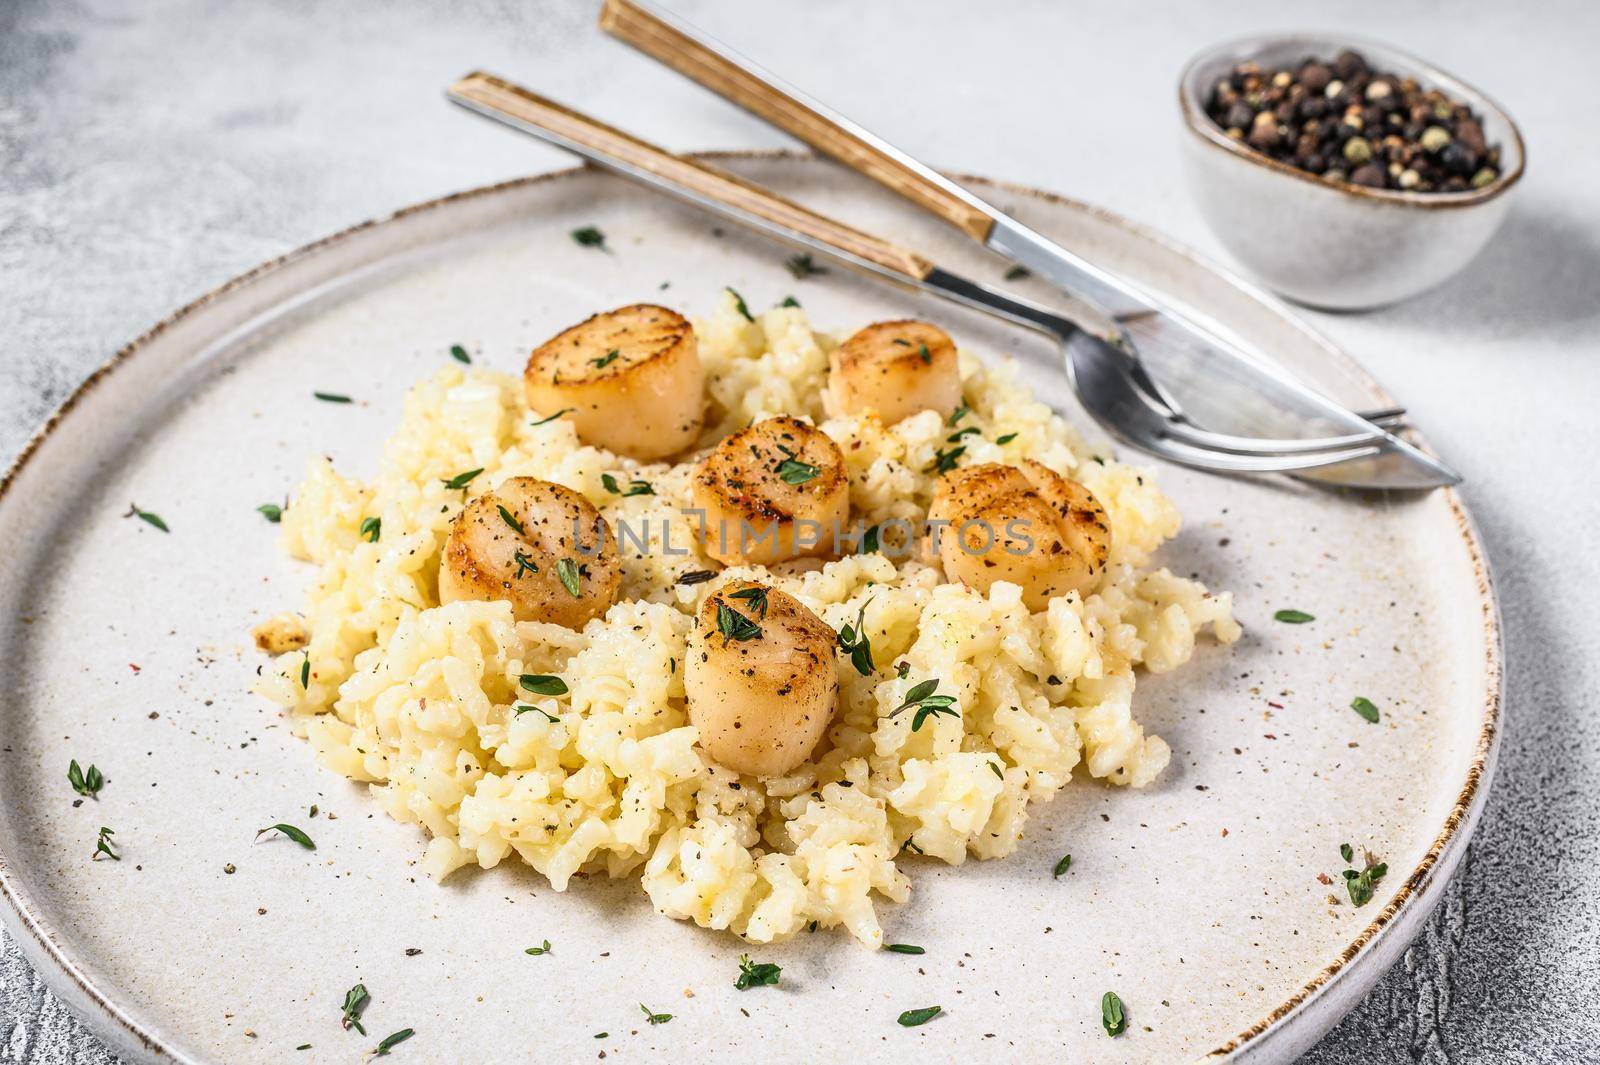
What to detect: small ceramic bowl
<box><xmin>1179</xmin><ymin>33</ymin><xmax>1525</xmax><ymax>310</ymax></box>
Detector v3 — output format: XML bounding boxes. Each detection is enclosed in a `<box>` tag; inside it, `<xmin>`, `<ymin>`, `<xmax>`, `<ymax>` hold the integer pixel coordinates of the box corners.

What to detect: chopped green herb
<box><xmin>497</xmin><ymin>504</ymin><xmax>525</xmax><ymax>536</ymax></box>
<box><xmin>530</xmin><ymin>408</ymin><xmax>573</xmax><ymax>427</ymax></box>
<box><xmin>640</xmin><ymin>1003</ymin><xmax>672</xmax><ymax>1025</ymax></box>
<box><xmin>890</xmin><ymin>678</ymin><xmax>959</xmax><ymax>731</ymax></box>
<box><xmin>359</xmin><ymin>516</ymin><xmax>381</xmax><ymax>543</ymax></box>
<box><xmin>917</xmin><ymin>343</ymin><xmax>931</xmax><ymax>364</ymax></box>
<box><xmin>727</xmin><ymin>287</ymin><xmax>753</xmax><ymax>321</ymax></box>
<box><xmin>514</xmin><ymin>704</ymin><xmax>559</xmax><ymax>723</ymax></box>
<box><xmin>948</xmin><ymin>404</ymin><xmax>970</xmax><ymax>426</ymax></box>
<box><xmin>601</xmin><ymin>473</ymin><xmax>655</xmax><ymax>497</ymax></box>
<box><xmin>296</xmin><ymin>1045</ymin><xmax>311</xmax><ymax>1051</ymax></box>
<box><xmin>1339</xmin><ymin>842</ymin><xmax>1354</xmax><ymax>863</ymax></box>
<box><xmin>898</xmin><ymin>1005</ymin><xmax>941</xmax><ymax>1027</ymax></box>
<box><xmin>786</xmin><ymin>253</ymin><xmax>828</xmax><ymax>279</ymax></box>
<box><xmin>1053</xmin><ymin>853</ymin><xmax>1072</xmax><ymax>878</ymax></box>
<box><xmin>780</xmin><ymin>296</ymin><xmax>801</xmax><ymax>308</ymax></box>
<box><xmin>730</xmin><ymin>585</ymin><xmax>770</xmax><ymax>619</ymax></box>
<box><xmin>1004</xmin><ymin>264</ymin><xmax>1031</xmax><ymax>281</ymax></box>
<box><xmin>591</xmin><ymin>349</ymin><xmax>620</xmax><ymax>369</ymax></box>
<box><xmin>926</xmin><ymin>446</ymin><xmax>965</xmax><ymax>474</ymax></box>
<box><xmin>594</xmin><ymin>1033</ymin><xmax>608</xmax><ymax>1040</ymax></box>
<box><xmin>1341</xmin><ymin>847</ymin><xmax>1388</xmax><ymax>906</ymax></box>
<box><xmin>513</xmin><ymin>550</ymin><xmax>539</xmax><ymax>579</ymax></box>
<box><xmin>1274</xmin><ymin>609</ymin><xmax>1315</xmax><ymax>624</ymax></box>
<box><xmin>256</xmin><ymin>823</ymin><xmax>315</xmax><ymax>850</ymax></box>
<box><xmin>373</xmin><ymin>1028</ymin><xmax>413</xmax><ymax>1056</ymax></box>
<box><xmin>524</xmin><ymin>940</ymin><xmax>552</xmax><ymax>956</ymax></box>
<box><xmin>896</xmin><ymin>661</ymin><xmax>910</xmax><ymax>679</ymax></box>
<box><xmin>441</xmin><ymin>468</ymin><xmax>483</xmax><ymax>491</ymax></box>
<box><xmin>774</xmin><ymin>444</ymin><xmax>821</xmax><ymax>485</ymax></box>
<box><xmin>257</xmin><ymin>502</ymin><xmax>284</xmax><ymax>523</ymax></box>
<box><xmin>994</xmin><ymin>432</ymin><xmax>1018</xmax><ymax>445</ymax></box>
<box><xmin>734</xmin><ymin>954</ymin><xmax>781</xmax><ymax>990</ymax></box>
<box><xmin>91</xmin><ymin>826</ymin><xmax>119</xmax><ymax>861</ymax></box>
<box><xmin>1350</xmin><ymin>696</ymin><xmax>1381</xmax><ymax>724</ymax></box>
<box><xmin>892</xmin><ymin>338</ymin><xmax>911</xmax><ymax>347</ymax></box>
<box><xmin>450</xmin><ymin>344</ymin><xmax>471</xmax><ymax>365</ymax></box>
<box><xmin>901</xmin><ymin>838</ymin><xmax>923</xmax><ymax>854</ymax></box>
<box><xmin>1101</xmin><ymin>991</ymin><xmax>1126</xmax><ymax>1036</ymax></box>
<box><xmin>676</xmin><ymin>569</ymin><xmax>717</xmax><ymax>586</ymax></box>
<box><xmin>68</xmin><ymin>760</ymin><xmax>103</xmax><ymax>799</ymax></box>
<box><xmin>300</xmin><ymin>654</ymin><xmax>311</xmax><ymax>689</ymax></box>
<box><xmin>519</xmin><ymin>674</ymin><xmax>569</xmax><ymax>697</ymax></box>
<box><xmin>340</xmin><ymin>983</ymin><xmax>369</xmax><ymax>1034</ymax></box>
<box><xmin>836</xmin><ymin>597</ymin><xmax>875</xmax><ymax>677</ymax></box>
<box><xmin>716</xmin><ymin>602</ymin><xmax>763</xmax><ymax>644</ymax></box>
<box><xmin>126</xmin><ymin>504</ymin><xmax>169</xmax><ymax>532</ymax></box>
<box><xmin>313</xmin><ymin>391</ymin><xmax>352</xmax><ymax>404</ymax></box>
<box><xmin>571</xmin><ymin>225</ymin><xmax>607</xmax><ymax>250</ymax></box>
<box><xmin>947</xmin><ymin>426</ymin><xmax>981</xmax><ymax>442</ymax></box>
<box><xmin>988</xmin><ymin>760</ymin><xmax>1004</xmax><ymax>780</ymax></box>
<box><xmin>861</xmin><ymin>523</ymin><xmax>882</xmax><ymax>554</ymax></box>
<box><xmin>555</xmin><ymin>558</ymin><xmax>582</xmax><ymax>598</ymax></box>
<box><xmin>885</xmin><ymin>943</ymin><xmax>924</xmax><ymax>955</ymax></box>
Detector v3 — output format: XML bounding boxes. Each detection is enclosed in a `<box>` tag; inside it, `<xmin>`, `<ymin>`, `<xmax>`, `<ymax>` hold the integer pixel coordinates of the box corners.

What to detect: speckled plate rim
<box><xmin>0</xmin><ymin>151</ymin><xmax>1503</xmax><ymax>1064</ymax></box>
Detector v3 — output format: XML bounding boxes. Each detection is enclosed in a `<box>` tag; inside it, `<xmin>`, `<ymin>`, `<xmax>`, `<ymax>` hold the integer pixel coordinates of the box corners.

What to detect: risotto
<box><xmin>253</xmin><ymin>291</ymin><xmax>1239</xmax><ymax>946</ymax></box>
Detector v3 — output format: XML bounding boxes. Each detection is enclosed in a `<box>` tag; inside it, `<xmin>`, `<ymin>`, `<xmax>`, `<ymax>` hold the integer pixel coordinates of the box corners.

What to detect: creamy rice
<box><xmin>254</xmin><ymin>292</ymin><xmax>1240</xmax><ymax>945</ymax></box>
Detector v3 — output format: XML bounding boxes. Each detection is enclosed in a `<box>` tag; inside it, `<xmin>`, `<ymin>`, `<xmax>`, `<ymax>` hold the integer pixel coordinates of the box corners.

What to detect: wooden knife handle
<box><xmin>449</xmin><ymin>72</ymin><xmax>934</xmax><ymax>281</ymax></box>
<box><xmin>599</xmin><ymin>0</ymin><xmax>996</xmax><ymax>243</ymax></box>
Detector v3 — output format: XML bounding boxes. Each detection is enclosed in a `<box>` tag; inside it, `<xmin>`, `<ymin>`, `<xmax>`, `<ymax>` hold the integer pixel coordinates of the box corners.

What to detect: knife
<box><xmin>598</xmin><ymin>0</ymin><xmax>1460</xmax><ymax>490</ymax></box>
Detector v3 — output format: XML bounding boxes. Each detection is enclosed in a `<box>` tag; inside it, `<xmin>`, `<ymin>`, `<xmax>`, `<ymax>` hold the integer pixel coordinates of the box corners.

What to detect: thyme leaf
<box><xmin>256</xmin><ymin>823</ymin><xmax>315</xmax><ymax>850</ymax></box>
<box><xmin>555</xmin><ymin>558</ymin><xmax>582</xmax><ymax>598</ymax></box>
<box><xmin>734</xmin><ymin>954</ymin><xmax>781</xmax><ymax>990</ymax></box>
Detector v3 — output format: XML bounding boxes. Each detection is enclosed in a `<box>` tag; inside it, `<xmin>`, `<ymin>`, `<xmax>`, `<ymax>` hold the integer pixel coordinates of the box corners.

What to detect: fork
<box><xmin>447</xmin><ymin>73</ymin><xmax>1389</xmax><ymax>473</ymax></box>
<box><xmin>595</xmin><ymin>0</ymin><xmax>1459</xmax><ymax>489</ymax></box>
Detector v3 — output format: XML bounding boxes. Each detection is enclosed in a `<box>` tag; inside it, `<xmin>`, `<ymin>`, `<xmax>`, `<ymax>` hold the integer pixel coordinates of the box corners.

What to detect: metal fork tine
<box><xmin>1155</xmin><ymin>418</ymin><xmax>1388</xmax><ymax>458</ymax></box>
<box><xmin>1150</xmin><ymin>437</ymin><xmax>1383</xmax><ymax>474</ymax></box>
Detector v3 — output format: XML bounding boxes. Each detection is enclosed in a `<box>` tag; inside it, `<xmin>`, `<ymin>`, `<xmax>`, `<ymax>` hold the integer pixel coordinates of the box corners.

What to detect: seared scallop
<box><xmin>438</xmin><ymin>476</ymin><xmax>621</xmax><ymax>629</ymax></box>
<box><xmin>684</xmin><ymin>581</ymin><xmax>838</xmax><ymax>777</ymax></box>
<box><xmin>692</xmin><ymin>416</ymin><xmax>849</xmax><ymax>567</ymax></box>
<box><xmin>926</xmin><ymin>460</ymin><xmax>1111</xmax><ymax>611</ymax></box>
<box><xmin>524</xmin><ymin>304</ymin><xmax>704</xmax><ymax>461</ymax></box>
<box><xmin>828</xmin><ymin>319</ymin><xmax>962</xmax><ymax>425</ymax></box>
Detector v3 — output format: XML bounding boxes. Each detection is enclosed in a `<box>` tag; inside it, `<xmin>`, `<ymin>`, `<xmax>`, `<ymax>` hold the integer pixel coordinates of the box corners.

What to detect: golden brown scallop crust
<box><xmin>684</xmin><ymin>580</ymin><xmax>839</xmax><ymax>777</ymax></box>
<box><xmin>523</xmin><ymin>304</ymin><xmax>704</xmax><ymax>460</ymax></box>
<box><xmin>438</xmin><ymin>476</ymin><xmax>621</xmax><ymax>629</ymax></box>
<box><xmin>927</xmin><ymin>460</ymin><xmax>1110</xmax><ymax>610</ymax></box>
<box><xmin>829</xmin><ymin>319</ymin><xmax>962</xmax><ymax>424</ymax></box>
<box><xmin>692</xmin><ymin>416</ymin><xmax>850</xmax><ymax>565</ymax></box>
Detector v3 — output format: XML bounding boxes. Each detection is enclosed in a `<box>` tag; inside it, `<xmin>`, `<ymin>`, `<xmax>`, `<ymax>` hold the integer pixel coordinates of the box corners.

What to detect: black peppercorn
<box><xmin>1440</xmin><ymin>142</ymin><xmax>1477</xmax><ymax>176</ymax></box>
<box><xmin>1202</xmin><ymin>47</ymin><xmax>1501</xmax><ymax>195</ymax></box>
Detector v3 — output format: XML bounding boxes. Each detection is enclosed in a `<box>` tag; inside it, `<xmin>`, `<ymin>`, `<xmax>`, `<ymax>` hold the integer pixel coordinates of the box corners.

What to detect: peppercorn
<box><xmin>1333</xmin><ymin>50</ymin><xmax>1368</xmax><ymax>80</ymax></box>
<box><xmin>1298</xmin><ymin>62</ymin><xmax>1332</xmax><ymax>93</ymax></box>
<box><xmin>1440</xmin><ymin>142</ymin><xmax>1477</xmax><ymax>176</ymax></box>
<box><xmin>1350</xmin><ymin>163</ymin><xmax>1388</xmax><ymax>187</ymax></box>
<box><xmin>1202</xmin><ymin>47</ymin><xmax>1501</xmax><ymax>194</ymax></box>
<box><xmin>1420</xmin><ymin>126</ymin><xmax>1452</xmax><ymax>153</ymax></box>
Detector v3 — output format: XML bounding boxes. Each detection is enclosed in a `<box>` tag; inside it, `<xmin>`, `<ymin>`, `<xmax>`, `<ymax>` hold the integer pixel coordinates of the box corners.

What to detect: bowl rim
<box><xmin>1178</xmin><ymin>31</ymin><xmax>1526</xmax><ymax>210</ymax></box>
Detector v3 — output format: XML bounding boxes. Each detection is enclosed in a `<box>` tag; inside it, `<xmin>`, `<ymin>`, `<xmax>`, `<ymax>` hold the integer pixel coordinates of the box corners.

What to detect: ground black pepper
<box><xmin>1205</xmin><ymin>49</ymin><xmax>1501</xmax><ymax>193</ymax></box>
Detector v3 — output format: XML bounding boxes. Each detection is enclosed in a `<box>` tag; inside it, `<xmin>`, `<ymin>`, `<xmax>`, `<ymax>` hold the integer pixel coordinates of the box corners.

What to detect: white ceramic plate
<box><xmin>0</xmin><ymin>154</ymin><xmax>1499</xmax><ymax>1064</ymax></box>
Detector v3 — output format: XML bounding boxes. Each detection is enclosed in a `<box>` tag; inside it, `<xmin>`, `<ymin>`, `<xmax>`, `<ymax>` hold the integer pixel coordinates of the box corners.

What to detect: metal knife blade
<box><xmin>984</xmin><ymin>214</ymin><xmax>1460</xmax><ymax>489</ymax></box>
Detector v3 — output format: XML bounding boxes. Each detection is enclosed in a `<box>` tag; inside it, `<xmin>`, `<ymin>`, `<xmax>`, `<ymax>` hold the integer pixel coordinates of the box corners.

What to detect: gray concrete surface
<box><xmin>2</xmin><ymin>1</ymin><xmax>1597</xmax><ymax>1060</ymax></box>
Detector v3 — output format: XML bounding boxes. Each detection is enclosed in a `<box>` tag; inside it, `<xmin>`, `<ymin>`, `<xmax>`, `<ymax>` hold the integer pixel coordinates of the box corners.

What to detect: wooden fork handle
<box><xmin>599</xmin><ymin>0</ymin><xmax>997</xmax><ymax>243</ymax></box>
<box><xmin>449</xmin><ymin>72</ymin><xmax>934</xmax><ymax>281</ymax></box>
